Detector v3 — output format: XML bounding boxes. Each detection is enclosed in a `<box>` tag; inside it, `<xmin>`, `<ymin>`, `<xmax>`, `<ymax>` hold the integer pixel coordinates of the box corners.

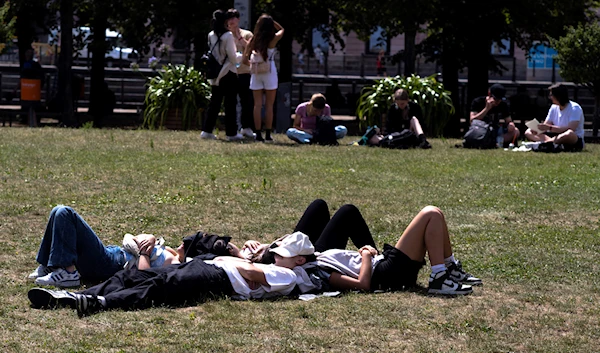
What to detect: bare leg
<box><xmin>253</xmin><ymin>90</ymin><xmax>264</xmax><ymax>131</ymax></box>
<box><xmin>263</xmin><ymin>89</ymin><xmax>277</xmax><ymax>129</ymax></box>
<box><xmin>409</xmin><ymin>117</ymin><xmax>424</xmax><ymax>136</ymax></box>
<box><xmin>504</xmin><ymin>122</ymin><xmax>520</xmax><ymax>143</ymax></box>
<box><xmin>553</xmin><ymin>129</ymin><xmax>578</xmax><ymax>144</ymax></box>
<box><xmin>394</xmin><ymin>206</ymin><xmax>451</xmax><ymax>266</ymax></box>
<box><xmin>525</xmin><ymin>129</ymin><xmax>552</xmax><ymax>142</ymax></box>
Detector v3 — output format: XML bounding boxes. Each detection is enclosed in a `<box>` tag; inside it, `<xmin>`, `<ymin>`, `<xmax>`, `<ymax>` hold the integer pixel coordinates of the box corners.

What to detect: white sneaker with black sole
<box><xmin>240</xmin><ymin>128</ymin><xmax>256</xmax><ymax>138</ymax></box>
<box><xmin>447</xmin><ymin>261</ymin><xmax>482</xmax><ymax>286</ymax></box>
<box><xmin>27</xmin><ymin>265</ymin><xmax>52</xmax><ymax>281</ymax></box>
<box><xmin>226</xmin><ymin>133</ymin><xmax>244</xmax><ymax>142</ymax></box>
<box><xmin>200</xmin><ymin>131</ymin><xmax>217</xmax><ymax>140</ymax></box>
<box><xmin>428</xmin><ymin>270</ymin><xmax>473</xmax><ymax>296</ymax></box>
<box><xmin>34</xmin><ymin>268</ymin><xmax>80</xmax><ymax>287</ymax></box>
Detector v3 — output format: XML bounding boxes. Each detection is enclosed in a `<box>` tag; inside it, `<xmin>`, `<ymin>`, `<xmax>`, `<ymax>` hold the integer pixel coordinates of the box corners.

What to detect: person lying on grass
<box><xmin>230</xmin><ymin>199</ymin><xmax>481</xmax><ymax>296</ymax></box>
<box><xmin>27</xmin><ymin>232</ymin><xmax>318</xmax><ymax>317</ymax></box>
<box><xmin>27</xmin><ymin>205</ymin><xmax>195</xmax><ymax>288</ymax></box>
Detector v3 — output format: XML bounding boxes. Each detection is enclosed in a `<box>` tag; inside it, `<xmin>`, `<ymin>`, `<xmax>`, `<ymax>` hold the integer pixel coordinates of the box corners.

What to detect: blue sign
<box><xmin>528</xmin><ymin>43</ymin><xmax>559</xmax><ymax>69</ymax></box>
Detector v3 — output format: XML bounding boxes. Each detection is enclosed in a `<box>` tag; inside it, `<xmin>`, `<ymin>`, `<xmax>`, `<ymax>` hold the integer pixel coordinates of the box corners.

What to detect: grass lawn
<box><xmin>1</xmin><ymin>128</ymin><xmax>599</xmax><ymax>352</ymax></box>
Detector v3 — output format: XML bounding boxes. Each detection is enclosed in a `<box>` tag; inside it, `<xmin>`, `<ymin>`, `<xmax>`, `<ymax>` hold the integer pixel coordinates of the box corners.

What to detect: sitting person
<box><xmin>286</xmin><ymin>93</ymin><xmax>347</xmax><ymax>144</ymax></box>
<box><xmin>524</xmin><ymin>83</ymin><xmax>584</xmax><ymax>152</ymax></box>
<box><xmin>27</xmin><ymin>232</ymin><xmax>318</xmax><ymax>317</ymax></box>
<box><xmin>470</xmin><ymin>83</ymin><xmax>520</xmax><ymax>147</ymax></box>
<box><xmin>27</xmin><ymin>205</ymin><xmax>216</xmax><ymax>287</ymax></box>
<box><xmin>384</xmin><ymin>89</ymin><xmax>431</xmax><ymax>149</ymax></box>
<box><xmin>313</xmin><ymin>205</ymin><xmax>481</xmax><ymax>296</ymax></box>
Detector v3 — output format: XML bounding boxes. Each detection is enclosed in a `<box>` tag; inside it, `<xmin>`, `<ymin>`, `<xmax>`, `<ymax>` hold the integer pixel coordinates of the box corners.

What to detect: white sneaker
<box><xmin>226</xmin><ymin>133</ymin><xmax>244</xmax><ymax>141</ymax></box>
<box><xmin>427</xmin><ymin>270</ymin><xmax>472</xmax><ymax>296</ymax></box>
<box><xmin>35</xmin><ymin>268</ymin><xmax>81</xmax><ymax>288</ymax></box>
<box><xmin>28</xmin><ymin>265</ymin><xmax>52</xmax><ymax>281</ymax></box>
<box><xmin>240</xmin><ymin>128</ymin><xmax>256</xmax><ymax>138</ymax></box>
<box><xmin>200</xmin><ymin>131</ymin><xmax>217</xmax><ymax>140</ymax></box>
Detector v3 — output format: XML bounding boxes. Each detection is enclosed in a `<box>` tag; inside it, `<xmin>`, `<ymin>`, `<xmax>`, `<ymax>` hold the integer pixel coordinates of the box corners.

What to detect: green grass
<box><xmin>1</xmin><ymin>128</ymin><xmax>599</xmax><ymax>352</ymax></box>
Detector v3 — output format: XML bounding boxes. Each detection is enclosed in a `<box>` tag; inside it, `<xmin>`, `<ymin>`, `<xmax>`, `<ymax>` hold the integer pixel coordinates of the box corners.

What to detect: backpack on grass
<box><xmin>463</xmin><ymin>119</ymin><xmax>496</xmax><ymax>149</ymax></box>
<box><xmin>379</xmin><ymin>129</ymin><xmax>418</xmax><ymax>149</ymax></box>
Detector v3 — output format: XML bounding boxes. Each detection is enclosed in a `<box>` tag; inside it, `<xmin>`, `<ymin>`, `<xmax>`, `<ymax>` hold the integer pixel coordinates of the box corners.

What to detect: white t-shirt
<box><xmin>545</xmin><ymin>101</ymin><xmax>585</xmax><ymax>138</ymax></box>
<box><xmin>316</xmin><ymin>249</ymin><xmax>384</xmax><ymax>279</ymax></box>
<box><xmin>206</xmin><ymin>261</ymin><xmax>299</xmax><ymax>300</ymax></box>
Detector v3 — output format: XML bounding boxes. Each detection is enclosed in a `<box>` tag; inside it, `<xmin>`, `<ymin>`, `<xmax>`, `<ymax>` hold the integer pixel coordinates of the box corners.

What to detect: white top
<box><xmin>206</xmin><ymin>261</ymin><xmax>301</xmax><ymax>300</ymax></box>
<box><xmin>316</xmin><ymin>249</ymin><xmax>384</xmax><ymax>279</ymax></box>
<box><xmin>545</xmin><ymin>101</ymin><xmax>585</xmax><ymax>138</ymax></box>
<box><xmin>207</xmin><ymin>31</ymin><xmax>241</xmax><ymax>86</ymax></box>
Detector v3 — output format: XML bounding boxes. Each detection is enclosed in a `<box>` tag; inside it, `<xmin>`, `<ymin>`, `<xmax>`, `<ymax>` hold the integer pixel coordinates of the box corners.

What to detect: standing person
<box><xmin>524</xmin><ymin>83</ymin><xmax>585</xmax><ymax>151</ymax></box>
<box><xmin>376</xmin><ymin>50</ymin><xmax>386</xmax><ymax>77</ymax></box>
<box><xmin>384</xmin><ymin>88</ymin><xmax>432</xmax><ymax>149</ymax></box>
<box><xmin>243</xmin><ymin>14</ymin><xmax>284</xmax><ymax>143</ymax></box>
<box><xmin>226</xmin><ymin>8</ymin><xmax>255</xmax><ymax>139</ymax></box>
<box><xmin>286</xmin><ymin>93</ymin><xmax>347</xmax><ymax>144</ymax></box>
<box><xmin>470</xmin><ymin>83</ymin><xmax>520</xmax><ymax>147</ymax></box>
<box><xmin>201</xmin><ymin>10</ymin><xmax>243</xmax><ymax>142</ymax></box>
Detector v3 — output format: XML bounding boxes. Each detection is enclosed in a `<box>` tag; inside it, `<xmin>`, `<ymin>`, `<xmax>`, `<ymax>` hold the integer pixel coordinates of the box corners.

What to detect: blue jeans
<box><xmin>36</xmin><ymin>206</ymin><xmax>125</xmax><ymax>280</ymax></box>
<box><xmin>286</xmin><ymin>126</ymin><xmax>348</xmax><ymax>144</ymax></box>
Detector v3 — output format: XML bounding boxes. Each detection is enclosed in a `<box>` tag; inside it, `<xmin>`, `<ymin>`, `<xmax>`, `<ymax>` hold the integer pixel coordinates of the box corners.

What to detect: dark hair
<box><xmin>226</xmin><ymin>8</ymin><xmax>240</xmax><ymax>19</ymax></box>
<box><xmin>248</xmin><ymin>14</ymin><xmax>275</xmax><ymax>61</ymax></box>
<box><xmin>311</xmin><ymin>93</ymin><xmax>326</xmax><ymax>109</ymax></box>
<box><xmin>212</xmin><ymin>9</ymin><xmax>228</xmax><ymax>37</ymax></box>
<box><xmin>303</xmin><ymin>254</ymin><xmax>317</xmax><ymax>263</ymax></box>
<box><xmin>548</xmin><ymin>83</ymin><xmax>569</xmax><ymax>106</ymax></box>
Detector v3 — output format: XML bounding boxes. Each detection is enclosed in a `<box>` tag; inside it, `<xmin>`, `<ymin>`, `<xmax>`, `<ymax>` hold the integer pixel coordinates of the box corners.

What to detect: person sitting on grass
<box><xmin>384</xmin><ymin>89</ymin><xmax>432</xmax><ymax>149</ymax></box>
<box><xmin>524</xmin><ymin>83</ymin><xmax>585</xmax><ymax>152</ymax></box>
<box><xmin>286</xmin><ymin>93</ymin><xmax>347</xmax><ymax>144</ymax></box>
<box><xmin>27</xmin><ymin>205</ymin><xmax>189</xmax><ymax>288</ymax></box>
<box><xmin>314</xmin><ymin>205</ymin><xmax>481</xmax><ymax>296</ymax></box>
<box><xmin>27</xmin><ymin>232</ymin><xmax>317</xmax><ymax>317</ymax></box>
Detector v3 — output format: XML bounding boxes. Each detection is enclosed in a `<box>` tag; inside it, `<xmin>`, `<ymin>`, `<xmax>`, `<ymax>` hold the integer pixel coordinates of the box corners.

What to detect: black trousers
<box><xmin>238</xmin><ymin>73</ymin><xmax>254</xmax><ymax>130</ymax></box>
<box><xmin>294</xmin><ymin>199</ymin><xmax>378</xmax><ymax>252</ymax></box>
<box><xmin>80</xmin><ymin>259</ymin><xmax>233</xmax><ymax>310</ymax></box>
<box><xmin>204</xmin><ymin>71</ymin><xmax>239</xmax><ymax>136</ymax></box>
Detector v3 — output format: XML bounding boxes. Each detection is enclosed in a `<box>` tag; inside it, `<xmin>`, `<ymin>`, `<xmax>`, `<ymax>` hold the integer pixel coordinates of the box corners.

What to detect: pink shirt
<box><xmin>295</xmin><ymin>102</ymin><xmax>331</xmax><ymax>131</ymax></box>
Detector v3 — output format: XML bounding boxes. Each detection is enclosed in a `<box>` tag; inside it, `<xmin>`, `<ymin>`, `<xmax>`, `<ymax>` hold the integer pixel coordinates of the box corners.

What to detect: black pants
<box><xmin>204</xmin><ymin>71</ymin><xmax>239</xmax><ymax>136</ymax></box>
<box><xmin>238</xmin><ymin>73</ymin><xmax>254</xmax><ymax>130</ymax></box>
<box><xmin>294</xmin><ymin>199</ymin><xmax>378</xmax><ymax>252</ymax></box>
<box><xmin>80</xmin><ymin>259</ymin><xmax>233</xmax><ymax>310</ymax></box>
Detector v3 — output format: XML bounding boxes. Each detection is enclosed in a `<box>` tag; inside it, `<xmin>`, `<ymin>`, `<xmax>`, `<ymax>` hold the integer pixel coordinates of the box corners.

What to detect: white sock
<box><xmin>431</xmin><ymin>264</ymin><xmax>446</xmax><ymax>275</ymax></box>
<box><xmin>444</xmin><ymin>254</ymin><xmax>457</xmax><ymax>266</ymax></box>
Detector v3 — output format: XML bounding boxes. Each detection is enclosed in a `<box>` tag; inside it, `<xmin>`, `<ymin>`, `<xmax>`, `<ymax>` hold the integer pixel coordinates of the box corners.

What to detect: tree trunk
<box><xmin>57</xmin><ymin>0</ymin><xmax>74</xmax><ymax>126</ymax></box>
<box><xmin>403</xmin><ymin>28</ymin><xmax>417</xmax><ymax>76</ymax></box>
<box><xmin>466</xmin><ymin>37</ymin><xmax>490</xmax><ymax>106</ymax></box>
<box><xmin>193</xmin><ymin>33</ymin><xmax>204</xmax><ymax>71</ymax></box>
<box><xmin>272</xmin><ymin>0</ymin><xmax>293</xmax><ymax>82</ymax></box>
<box><xmin>89</xmin><ymin>7</ymin><xmax>108</xmax><ymax>128</ymax></box>
<box><xmin>15</xmin><ymin>6</ymin><xmax>35</xmax><ymax>67</ymax></box>
<box><xmin>441</xmin><ymin>46</ymin><xmax>461</xmax><ymax>137</ymax></box>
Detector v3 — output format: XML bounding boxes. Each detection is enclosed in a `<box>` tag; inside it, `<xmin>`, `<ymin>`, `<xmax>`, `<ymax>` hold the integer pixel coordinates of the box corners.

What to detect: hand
<box><xmin>359</xmin><ymin>245</ymin><xmax>377</xmax><ymax>257</ymax></box>
<box><xmin>485</xmin><ymin>96</ymin><xmax>496</xmax><ymax>110</ymax></box>
<box><xmin>243</xmin><ymin>240</ymin><xmax>262</xmax><ymax>251</ymax></box>
<box><xmin>538</xmin><ymin>123</ymin><xmax>551</xmax><ymax>132</ymax></box>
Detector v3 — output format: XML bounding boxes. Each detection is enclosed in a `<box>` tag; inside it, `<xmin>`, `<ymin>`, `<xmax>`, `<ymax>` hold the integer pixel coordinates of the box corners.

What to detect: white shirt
<box><xmin>207</xmin><ymin>31</ymin><xmax>241</xmax><ymax>86</ymax></box>
<box><xmin>316</xmin><ymin>249</ymin><xmax>384</xmax><ymax>279</ymax></box>
<box><xmin>545</xmin><ymin>101</ymin><xmax>585</xmax><ymax>138</ymax></box>
<box><xmin>206</xmin><ymin>261</ymin><xmax>300</xmax><ymax>300</ymax></box>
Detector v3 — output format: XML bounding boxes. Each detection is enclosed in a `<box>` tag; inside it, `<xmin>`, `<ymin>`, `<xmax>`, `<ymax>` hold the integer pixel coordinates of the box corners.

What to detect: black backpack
<box><xmin>312</xmin><ymin>115</ymin><xmax>338</xmax><ymax>145</ymax></box>
<box><xmin>199</xmin><ymin>34</ymin><xmax>227</xmax><ymax>79</ymax></box>
<box><xmin>463</xmin><ymin>119</ymin><xmax>496</xmax><ymax>149</ymax></box>
<box><xmin>379</xmin><ymin>129</ymin><xmax>418</xmax><ymax>149</ymax></box>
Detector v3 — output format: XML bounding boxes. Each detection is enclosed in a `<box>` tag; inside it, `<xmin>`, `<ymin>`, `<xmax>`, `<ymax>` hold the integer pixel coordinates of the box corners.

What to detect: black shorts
<box><xmin>370</xmin><ymin>244</ymin><xmax>425</xmax><ymax>291</ymax></box>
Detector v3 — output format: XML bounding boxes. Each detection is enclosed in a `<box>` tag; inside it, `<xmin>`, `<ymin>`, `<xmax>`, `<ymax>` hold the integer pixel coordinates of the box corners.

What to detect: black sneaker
<box><xmin>419</xmin><ymin>139</ymin><xmax>432</xmax><ymax>149</ymax></box>
<box><xmin>447</xmin><ymin>261</ymin><xmax>482</xmax><ymax>286</ymax></box>
<box><xmin>75</xmin><ymin>294</ymin><xmax>105</xmax><ymax>318</ymax></box>
<box><xmin>428</xmin><ymin>270</ymin><xmax>473</xmax><ymax>296</ymax></box>
<box><xmin>255</xmin><ymin>133</ymin><xmax>264</xmax><ymax>142</ymax></box>
<box><xmin>28</xmin><ymin>288</ymin><xmax>77</xmax><ymax>309</ymax></box>
<box><xmin>264</xmin><ymin>136</ymin><xmax>274</xmax><ymax>143</ymax></box>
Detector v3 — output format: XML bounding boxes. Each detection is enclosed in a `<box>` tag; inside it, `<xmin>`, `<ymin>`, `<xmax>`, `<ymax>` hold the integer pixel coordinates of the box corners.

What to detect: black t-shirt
<box><xmin>470</xmin><ymin>96</ymin><xmax>510</xmax><ymax>126</ymax></box>
<box><xmin>385</xmin><ymin>101</ymin><xmax>423</xmax><ymax>133</ymax></box>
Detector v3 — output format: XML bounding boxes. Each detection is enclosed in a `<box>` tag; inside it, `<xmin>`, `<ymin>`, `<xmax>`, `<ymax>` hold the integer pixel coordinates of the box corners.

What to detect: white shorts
<box><xmin>250</xmin><ymin>64</ymin><xmax>278</xmax><ymax>91</ymax></box>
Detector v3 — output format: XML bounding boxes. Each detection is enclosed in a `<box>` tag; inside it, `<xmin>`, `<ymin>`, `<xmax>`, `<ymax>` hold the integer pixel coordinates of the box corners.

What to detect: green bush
<box><xmin>356</xmin><ymin>74</ymin><xmax>455</xmax><ymax>136</ymax></box>
<box><xmin>143</xmin><ymin>64</ymin><xmax>211</xmax><ymax>130</ymax></box>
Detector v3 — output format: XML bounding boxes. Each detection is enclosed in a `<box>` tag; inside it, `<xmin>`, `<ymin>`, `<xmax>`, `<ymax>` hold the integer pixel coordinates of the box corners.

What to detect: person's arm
<box><xmin>242</xmin><ymin>39</ymin><xmax>253</xmax><ymax>66</ymax></box>
<box><xmin>328</xmin><ymin>247</ymin><xmax>375</xmax><ymax>291</ymax></box>
<box><xmin>133</xmin><ymin>234</ymin><xmax>156</xmax><ymax>254</ymax></box>
<box><xmin>225</xmin><ymin>34</ymin><xmax>238</xmax><ymax>66</ymax></box>
<box><xmin>470</xmin><ymin>97</ymin><xmax>494</xmax><ymax>122</ymax></box>
<box><xmin>292</xmin><ymin>114</ymin><xmax>302</xmax><ymax>129</ymax></box>
<box><xmin>137</xmin><ymin>252</ymin><xmax>152</xmax><ymax>270</ymax></box>
<box><xmin>234</xmin><ymin>262</ymin><xmax>268</xmax><ymax>286</ymax></box>
<box><xmin>323</xmin><ymin>105</ymin><xmax>331</xmax><ymax>116</ymax></box>
<box><xmin>270</xmin><ymin>20</ymin><xmax>284</xmax><ymax>46</ymax></box>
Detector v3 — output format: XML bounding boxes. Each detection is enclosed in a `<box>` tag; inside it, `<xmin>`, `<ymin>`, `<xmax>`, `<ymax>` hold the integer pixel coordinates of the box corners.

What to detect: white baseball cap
<box><xmin>270</xmin><ymin>232</ymin><xmax>315</xmax><ymax>258</ymax></box>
